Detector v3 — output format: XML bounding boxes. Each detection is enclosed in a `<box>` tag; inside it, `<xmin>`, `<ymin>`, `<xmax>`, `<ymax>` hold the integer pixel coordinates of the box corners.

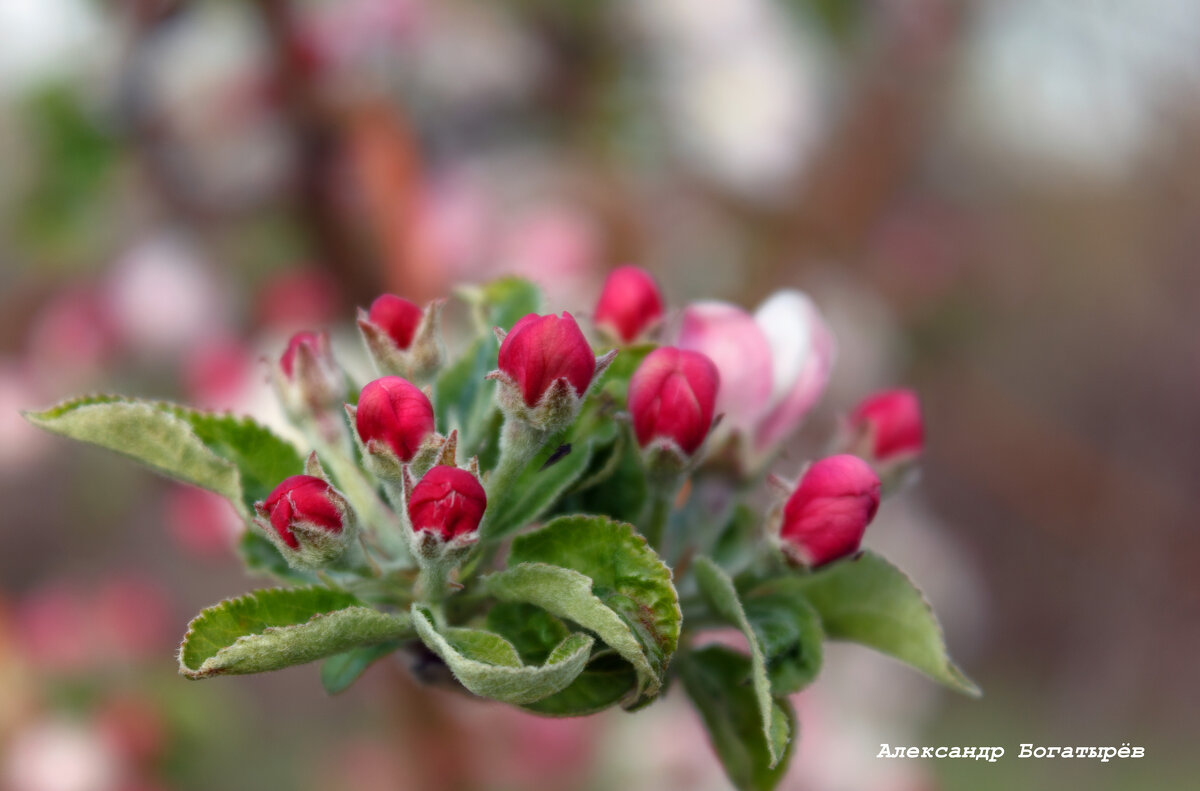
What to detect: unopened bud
<box><xmin>594</xmin><ymin>265</ymin><xmax>665</xmax><ymax>344</ymax></box>
<box><xmin>357</xmin><ymin>294</ymin><xmax>445</xmax><ymax>381</ymax></box>
<box><xmin>776</xmin><ymin>455</ymin><xmax>881</xmax><ymax>568</ymax></box>
<box><xmin>254</xmin><ymin>474</ymin><xmax>354</xmax><ymax>568</ymax></box>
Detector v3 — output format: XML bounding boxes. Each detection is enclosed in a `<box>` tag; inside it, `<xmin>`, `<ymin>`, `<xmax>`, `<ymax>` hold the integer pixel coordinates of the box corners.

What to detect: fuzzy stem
<box><xmin>482</xmin><ymin>419</ymin><xmax>549</xmax><ymax>523</ymax></box>
<box><xmin>642</xmin><ymin>484</ymin><xmax>675</xmax><ymax>551</ymax></box>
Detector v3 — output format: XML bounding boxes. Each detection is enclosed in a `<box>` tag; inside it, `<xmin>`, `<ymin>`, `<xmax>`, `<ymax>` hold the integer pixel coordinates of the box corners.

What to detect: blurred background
<box><xmin>2</xmin><ymin>0</ymin><xmax>1199</xmax><ymax>789</ymax></box>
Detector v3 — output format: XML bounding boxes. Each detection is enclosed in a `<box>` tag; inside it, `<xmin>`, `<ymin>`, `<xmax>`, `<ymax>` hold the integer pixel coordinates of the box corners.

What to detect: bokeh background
<box><xmin>2</xmin><ymin>1</ymin><xmax>1199</xmax><ymax>789</ymax></box>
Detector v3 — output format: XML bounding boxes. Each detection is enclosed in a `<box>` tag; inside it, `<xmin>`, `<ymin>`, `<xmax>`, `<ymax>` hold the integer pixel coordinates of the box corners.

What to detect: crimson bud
<box><xmin>849</xmin><ymin>388</ymin><xmax>924</xmax><ymax>463</ymax></box>
<box><xmin>408</xmin><ymin>465</ymin><xmax>487</xmax><ymax>541</ymax></box>
<box><xmin>357</xmin><ymin>294</ymin><xmax>445</xmax><ymax>381</ymax></box>
<box><xmin>352</xmin><ymin>376</ymin><xmax>436</xmax><ymax>477</ymax></box>
<box><xmin>492</xmin><ymin>312</ymin><xmax>614</xmax><ymax>432</ymax></box>
<box><xmin>594</xmin><ymin>266</ymin><xmax>665</xmax><ymax>344</ymax></box>
<box><xmin>274</xmin><ymin>330</ymin><xmax>346</xmax><ymax>417</ymax></box>
<box><xmin>629</xmin><ymin>347</ymin><xmax>719</xmax><ymax>457</ymax></box>
<box><xmin>779</xmin><ymin>455</ymin><xmax>881</xmax><ymax>568</ymax></box>
<box><xmin>255</xmin><ymin>474</ymin><xmax>353</xmax><ymax>568</ymax></box>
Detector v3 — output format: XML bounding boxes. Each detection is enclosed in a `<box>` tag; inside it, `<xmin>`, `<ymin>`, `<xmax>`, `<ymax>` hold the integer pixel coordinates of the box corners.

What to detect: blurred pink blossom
<box><xmin>165</xmin><ymin>485</ymin><xmax>245</xmax><ymax>557</ymax></box>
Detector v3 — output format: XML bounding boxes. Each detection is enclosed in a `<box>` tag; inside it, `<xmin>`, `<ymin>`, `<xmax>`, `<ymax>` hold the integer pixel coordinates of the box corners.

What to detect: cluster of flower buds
<box><xmin>253</xmin><ymin>265</ymin><xmax>925</xmax><ymax>579</ymax></box>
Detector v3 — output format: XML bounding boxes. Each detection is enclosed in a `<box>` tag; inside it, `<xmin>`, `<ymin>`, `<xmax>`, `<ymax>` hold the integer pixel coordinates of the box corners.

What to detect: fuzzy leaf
<box><xmin>23</xmin><ymin>396</ymin><xmax>303</xmax><ymax>516</ymax></box>
<box><xmin>482</xmin><ymin>436</ymin><xmax>594</xmax><ymax>540</ymax></box>
<box><xmin>410</xmin><ymin>606</ymin><xmax>593</xmax><ymax>704</ymax></box>
<box><xmin>755</xmin><ymin>552</ymin><xmax>979</xmax><ymax>696</ymax></box>
<box><xmin>178</xmin><ymin>587</ymin><xmax>411</xmax><ymax>679</ymax></box>
<box><xmin>435</xmin><ymin>335</ymin><xmax>499</xmax><ymax>453</ymax></box>
<box><xmin>679</xmin><ymin>646</ymin><xmax>796</xmax><ymax>791</ymax></box>
<box><xmin>486</xmin><ymin>602</ymin><xmax>639</xmax><ymax>716</ymax></box>
<box><xmin>478</xmin><ymin>276</ymin><xmax>541</xmax><ymax>330</ymax></box>
<box><xmin>497</xmin><ymin>515</ymin><xmax>681</xmax><ymax>703</ymax></box>
<box><xmin>320</xmin><ymin>642</ymin><xmax>403</xmax><ymax>694</ymax></box>
<box><xmin>743</xmin><ymin>592</ymin><xmax>823</xmax><ymax>696</ymax></box>
<box><xmin>693</xmin><ymin>556</ymin><xmax>792</xmax><ymax>766</ymax></box>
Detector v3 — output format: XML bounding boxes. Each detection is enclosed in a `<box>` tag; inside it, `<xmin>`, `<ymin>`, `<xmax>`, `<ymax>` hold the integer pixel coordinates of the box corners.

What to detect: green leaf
<box><xmin>486</xmin><ymin>563</ymin><xmax>659</xmax><ymax>700</ymax></box>
<box><xmin>756</xmin><ymin>552</ymin><xmax>979</xmax><ymax>696</ymax></box>
<box><xmin>435</xmin><ymin>335</ymin><xmax>500</xmax><ymax>454</ymax></box>
<box><xmin>238</xmin><ymin>532</ymin><xmax>317</xmax><ymax>585</ymax></box>
<box><xmin>678</xmin><ymin>646</ymin><xmax>796</xmax><ymax>791</ymax></box>
<box><xmin>178</xmin><ymin>587</ymin><xmax>411</xmax><ymax>679</ymax></box>
<box><xmin>410</xmin><ymin>606</ymin><xmax>593</xmax><ymax>704</ymax></box>
<box><xmin>499</xmin><ymin>515</ymin><xmax>681</xmax><ymax>702</ymax></box>
<box><xmin>743</xmin><ymin>593</ymin><xmax>823</xmax><ymax>696</ymax></box>
<box><xmin>321</xmin><ymin>642</ymin><xmax>403</xmax><ymax>694</ymax></box>
<box><xmin>477</xmin><ymin>276</ymin><xmax>542</xmax><ymax>329</ymax></box>
<box><xmin>486</xmin><ymin>602</ymin><xmax>639</xmax><ymax>717</ymax></box>
<box><xmin>693</xmin><ymin>557</ymin><xmax>790</xmax><ymax>766</ymax></box>
<box><xmin>23</xmin><ymin>396</ymin><xmax>303</xmax><ymax>516</ymax></box>
<box><xmin>483</xmin><ymin>435</ymin><xmax>594</xmax><ymax>540</ymax></box>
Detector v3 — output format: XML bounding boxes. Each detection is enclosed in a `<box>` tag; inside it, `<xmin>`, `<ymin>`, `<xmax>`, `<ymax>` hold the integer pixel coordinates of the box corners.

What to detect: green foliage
<box><xmin>411</xmin><ymin>606</ymin><xmax>593</xmax><ymax>704</ymax></box>
<box><xmin>320</xmin><ymin>642</ymin><xmax>404</xmax><ymax>694</ymax></box>
<box><xmin>178</xmin><ymin>588</ymin><xmax>411</xmax><ymax>679</ymax></box>
<box><xmin>481</xmin><ymin>434</ymin><xmax>595</xmax><ymax>540</ymax></box>
<box><xmin>751</xmin><ymin>552</ymin><xmax>980</xmax><ymax>696</ymax></box>
<box><xmin>679</xmin><ymin>646</ymin><xmax>797</xmax><ymax>791</ymax></box>
<box><xmin>500</xmin><ymin>515</ymin><xmax>681</xmax><ymax>703</ymax></box>
<box><xmin>693</xmin><ymin>556</ymin><xmax>794</xmax><ymax>766</ymax></box>
<box><xmin>23</xmin><ymin>396</ymin><xmax>303</xmax><ymax>517</ymax></box>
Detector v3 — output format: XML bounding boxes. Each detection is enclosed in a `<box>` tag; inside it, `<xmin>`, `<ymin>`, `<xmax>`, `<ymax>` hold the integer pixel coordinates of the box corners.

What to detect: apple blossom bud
<box><xmin>594</xmin><ymin>266</ymin><xmax>665</xmax><ymax>344</ymax></box>
<box><xmin>676</xmin><ymin>302</ymin><xmax>774</xmax><ymax>436</ymax></box>
<box><xmin>408</xmin><ymin>465</ymin><xmax>487</xmax><ymax>541</ymax></box>
<box><xmin>490</xmin><ymin>312</ymin><xmax>614</xmax><ymax>433</ymax></box>
<box><xmin>628</xmin><ymin>347</ymin><xmax>719</xmax><ymax>458</ymax></box>
<box><xmin>357</xmin><ymin>294</ymin><xmax>445</xmax><ymax>381</ymax></box>
<box><xmin>752</xmin><ymin>290</ymin><xmax>835</xmax><ymax>452</ymax></box>
<box><xmin>255</xmin><ymin>474</ymin><xmax>354</xmax><ymax>567</ymax></box>
<box><xmin>273</xmin><ymin>330</ymin><xmax>346</xmax><ymax>417</ymax></box>
<box><xmin>849</xmin><ymin>388</ymin><xmax>924</xmax><ymax>462</ymax></box>
<box><xmin>353</xmin><ymin>377</ymin><xmax>436</xmax><ymax>477</ymax></box>
<box><xmin>778</xmin><ymin>454</ymin><xmax>881</xmax><ymax>568</ymax></box>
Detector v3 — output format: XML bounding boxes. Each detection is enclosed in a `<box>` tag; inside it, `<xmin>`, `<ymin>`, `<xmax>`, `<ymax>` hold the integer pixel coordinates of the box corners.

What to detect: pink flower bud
<box><xmin>594</xmin><ymin>265</ymin><xmax>665</xmax><ymax>343</ymax></box>
<box><xmin>676</xmin><ymin>302</ymin><xmax>774</xmax><ymax>434</ymax></box>
<box><xmin>497</xmin><ymin>312</ymin><xmax>597</xmax><ymax>406</ymax></box>
<box><xmin>752</xmin><ymin>290</ymin><xmax>835</xmax><ymax>452</ymax></box>
<box><xmin>408</xmin><ymin>465</ymin><xmax>487</xmax><ymax>540</ymax></box>
<box><xmin>275</xmin><ymin>330</ymin><xmax>345</xmax><ymax>415</ymax></box>
<box><xmin>780</xmin><ymin>455</ymin><xmax>881</xmax><ymax>568</ymax></box>
<box><xmin>260</xmin><ymin>475</ymin><xmax>345</xmax><ymax>549</ymax></box>
<box><xmin>366</xmin><ymin>294</ymin><xmax>423</xmax><ymax>350</ymax></box>
<box><xmin>354</xmin><ymin>377</ymin><xmax>436</xmax><ymax>464</ymax></box>
<box><xmin>628</xmin><ymin>347</ymin><xmax>719</xmax><ymax>455</ymax></box>
<box><xmin>357</xmin><ymin>295</ymin><xmax>445</xmax><ymax>381</ymax></box>
<box><xmin>849</xmin><ymin>388</ymin><xmax>924</xmax><ymax>462</ymax></box>
<box><xmin>280</xmin><ymin>331</ymin><xmax>322</xmax><ymax>379</ymax></box>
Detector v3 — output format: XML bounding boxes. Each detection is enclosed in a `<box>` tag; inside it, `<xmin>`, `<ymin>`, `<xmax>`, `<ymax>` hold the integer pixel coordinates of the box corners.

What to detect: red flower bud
<box><xmin>594</xmin><ymin>266</ymin><xmax>665</xmax><ymax>343</ymax></box>
<box><xmin>849</xmin><ymin>388</ymin><xmax>924</xmax><ymax>462</ymax></box>
<box><xmin>280</xmin><ymin>331</ymin><xmax>321</xmax><ymax>379</ymax></box>
<box><xmin>408</xmin><ymin>466</ymin><xmax>487</xmax><ymax>540</ymax></box>
<box><xmin>261</xmin><ymin>475</ymin><xmax>344</xmax><ymax>549</ymax></box>
<box><xmin>275</xmin><ymin>330</ymin><xmax>345</xmax><ymax>416</ymax></box>
<box><xmin>780</xmin><ymin>455</ymin><xmax>881</xmax><ymax>568</ymax></box>
<box><xmin>366</xmin><ymin>294</ymin><xmax>423</xmax><ymax>350</ymax></box>
<box><xmin>497</xmin><ymin>312</ymin><xmax>596</xmax><ymax>406</ymax></box>
<box><xmin>628</xmin><ymin>347</ymin><xmax>719</xmax><ymax>455</ymax></box>
<box><xmin>355</xmin><ymin>377</ymin><xmax>436</xmax><ymax>463</ymax></box>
